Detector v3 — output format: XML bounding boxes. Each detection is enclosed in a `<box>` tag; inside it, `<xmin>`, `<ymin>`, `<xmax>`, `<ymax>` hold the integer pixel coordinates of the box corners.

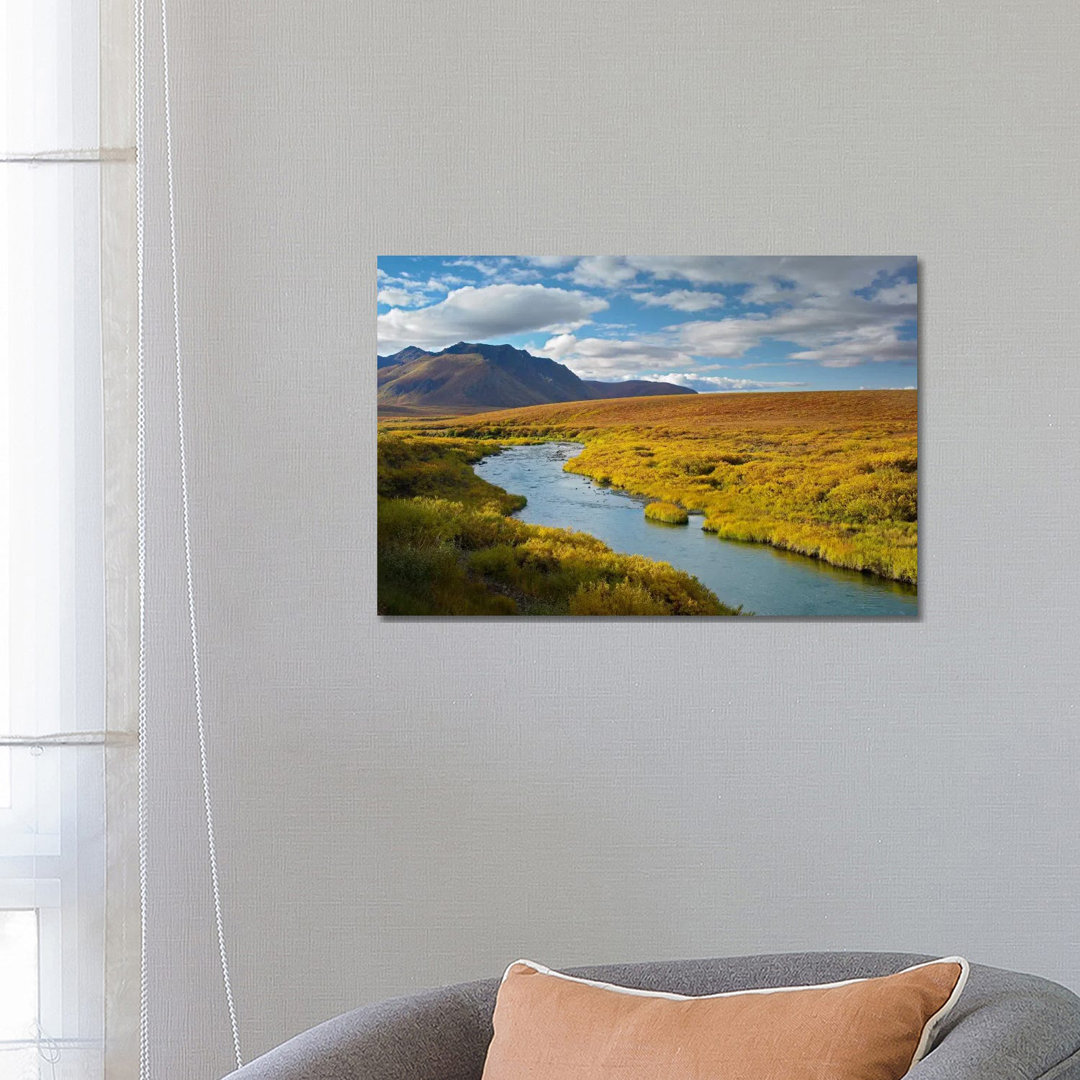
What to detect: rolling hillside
<box><xmin>581</xmin><ymin>379</ymin><xmax>695</xmax><ymax>399</ymax></box>
<box><xmin>408</xmin><ymin>388</ymin><xmax>915</xmax><ymax>434</ymax></box>
<box><xmin>376</xmin><ymin>342</ymin><xmax>694</xmax><ymax>411</ymax></box>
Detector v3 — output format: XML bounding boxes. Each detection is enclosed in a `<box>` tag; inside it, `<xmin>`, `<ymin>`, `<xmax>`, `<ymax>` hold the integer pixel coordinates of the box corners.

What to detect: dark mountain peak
<box><xmin>378</xmin><ymin>340</ymin><xmax>585</xmax><ymax>410</ymax></box>
<box><xmin>375</xmin><ymin>341</ymin><xmax>697</xmax><ymax>412</ymax></box>
<box><xmin>443</xmin><ymin>341</ymin><xmax>531</xmax><ymax>360</ymax></box>
<box><xmin>378</xmin><ymin>345</ymin><xmax>432</xmax><ymax>369</ymax></box>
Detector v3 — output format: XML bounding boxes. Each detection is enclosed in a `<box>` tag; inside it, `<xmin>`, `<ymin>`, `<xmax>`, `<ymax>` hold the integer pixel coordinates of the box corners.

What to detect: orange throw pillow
<box><xmin>481</xmin><ymin>957</ymin><xmax>968</xmax><ymax>1080</ymax></box>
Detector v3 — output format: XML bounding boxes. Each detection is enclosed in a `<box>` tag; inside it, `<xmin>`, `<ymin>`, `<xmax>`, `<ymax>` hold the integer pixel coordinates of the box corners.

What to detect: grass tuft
<box><xmin>644</xmin><ymin>501</ymin><xmax>689</xmax><ymax>525</ymax></box>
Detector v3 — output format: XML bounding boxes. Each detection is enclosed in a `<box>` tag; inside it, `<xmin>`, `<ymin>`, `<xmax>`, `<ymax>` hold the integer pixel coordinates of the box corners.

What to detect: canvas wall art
<box><xmin>377</xmin><ymin>256</ymin><xmax>917</xmax><ymax>617</ymax></box>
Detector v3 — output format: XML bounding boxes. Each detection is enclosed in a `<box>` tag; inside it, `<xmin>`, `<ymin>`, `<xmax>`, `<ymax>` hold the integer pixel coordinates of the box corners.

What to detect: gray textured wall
<box><xmin>139</xmin><ymin>1</ymin><xmax>1080</xmax><ymax>1076</ymax></box>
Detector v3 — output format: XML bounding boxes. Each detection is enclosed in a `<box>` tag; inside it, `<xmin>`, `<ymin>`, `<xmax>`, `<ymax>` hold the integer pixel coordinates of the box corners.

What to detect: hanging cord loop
<box><xmin>136</xmin><ymin>0</ymin><xmax>244</xmax><ymax>1070</ymax></box>
<box><xmin>158</xmin><ymin>0</ymin><xmax>244</xmax><ymax>1067</ymax></box>
<box><xmin>134</xmin><ymin>0</ymin><xmax>150</xmax><ymax>1074</ymax></box>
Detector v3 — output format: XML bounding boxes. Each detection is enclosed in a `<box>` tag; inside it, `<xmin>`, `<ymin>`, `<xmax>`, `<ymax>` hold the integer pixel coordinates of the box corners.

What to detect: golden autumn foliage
<box><xmin>377</xmin><ymin>434</ymin><xmax>739</xmax><ymax>616</ymax></box>
<box><xmin>387</xmin><ymin>390</ymin><xmax>918</xmax><ymax>584</ymax></box>
<box><xmin>377</xmin><ymin>433</ymin><xmax>525</xmax><ymax>513</ymax></box>
<box><xmin>644</xmin><ymin>501</ymin><xmax>690</xmax><ymax>525</ymax></box>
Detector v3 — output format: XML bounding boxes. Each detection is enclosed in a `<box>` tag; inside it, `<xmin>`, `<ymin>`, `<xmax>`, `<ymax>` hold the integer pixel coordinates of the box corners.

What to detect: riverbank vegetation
<box><xmin>644</xmin><ymin>501</ymin><xmax>689</xmax><ymax>525</ymax></box>
<box><xmin>377</xmin><ymin>434</ymin><xmax>738</xmax><ymax>615</ymax></box>
<box><xmin>383</xmin><ymin>390</ymin><xmax>918</xmax><ymax>584</ymax></box>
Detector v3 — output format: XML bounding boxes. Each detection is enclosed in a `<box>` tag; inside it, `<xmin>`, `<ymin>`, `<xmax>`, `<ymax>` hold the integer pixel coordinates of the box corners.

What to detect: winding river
<box><xmin>474</xmin><ymin>442</ymin><xmax>917</xmax><ymax>617</ymax></box>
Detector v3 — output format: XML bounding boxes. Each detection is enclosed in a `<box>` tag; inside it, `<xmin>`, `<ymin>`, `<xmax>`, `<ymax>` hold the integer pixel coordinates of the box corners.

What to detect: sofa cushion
<box><xmin>481</xmin><ymin>956</ymin><xmax>968</xmax><ymax>1080</ymax></box>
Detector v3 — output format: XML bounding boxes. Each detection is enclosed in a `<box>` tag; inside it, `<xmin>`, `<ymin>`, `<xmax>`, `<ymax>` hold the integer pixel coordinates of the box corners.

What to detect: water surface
<box><xmin>474</xmin><ymin>442</ymin><xmax>917</xmax><ymax>617</ymax></box>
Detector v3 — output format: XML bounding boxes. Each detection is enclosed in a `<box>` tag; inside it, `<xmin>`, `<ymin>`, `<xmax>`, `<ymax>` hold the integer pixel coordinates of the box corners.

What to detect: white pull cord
<box><xmin>159</xmin><ymin>0</ymin><xmax>244</xmax><ymax>1064</ymax></box>
<box><xmin>135</xmin><ymin>0</ymin><xmax>244</xmax><ymax>1070</ymax></box>
<box><xmin>134</xmin><ymin>0</ymin><xmax>151</xmax><ymax>1074</ymax></box>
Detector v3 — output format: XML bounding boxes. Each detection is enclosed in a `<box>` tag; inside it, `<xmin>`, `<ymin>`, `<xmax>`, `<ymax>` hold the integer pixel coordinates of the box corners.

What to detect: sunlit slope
<box><xmin>398</xmin><ymin>390</ymin><xmax>918</xmax><ymax>583</ymax></box>
<box><xmin>423</xmin><ymin>389</ymin><xmax>915</xmax><ymax>432</ymax></box>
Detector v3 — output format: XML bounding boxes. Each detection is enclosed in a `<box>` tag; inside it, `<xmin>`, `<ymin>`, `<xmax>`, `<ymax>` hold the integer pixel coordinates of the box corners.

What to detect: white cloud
<box><xmin>563</xmin><ymin>258</ymin><xmax>917</xmax><ymax>369</ymax></box>
<box><xmin>672</xmin><ymin>293</ymin><xmax>917</xmax><ymax>366</ymax></box>
<box><xmin>552</xmin><ymin>255</ymin><xmax>916</xmax><ymax>308</ymax></box>
<box><xmin>536</xmin><ymin>333</ymin><xmax>696</xmax><ymax>378</ymax></box>
<box><xmin>673</xmin><ymin>319</ymin><xmax>762</xmax><ymax>358</ymax></box>
<box><xmin>443</xmin><ymin>257</ymin><xmax>545</xmax><ymax>283</ymax></box>
<box><xmin>538</xmin><ymin>333</ymin><xmax>580</xmax><ymax>359</ymax></box>
<box><xmin>623</xmin><ymin>255</ymin><xmax>914</xmax><ymax>297</ymax></box>
<box><xmin>570</xmin><ymin>256</ymin><xmax>641</xmax><ymax>288</ymax></box>
<box><xmin>377</xmin><ymin>287</ymin><xmax>428</xmax><ymax>308</ymax></box>
<box><xmin>872</xmin><ymin>282</ymin><xmax>918</xmax><ymax>305</ymax></box>
<box><xmin>663</xmin><ymin>373</ymin><xmax>809</xmax><ymax>392</ymax></box>
<box><xmin>447</xmin><ymin>258</ymin><xmax>502</xmax><ymax>276</ymax></box>
<box><xmin>535</xmin><ymin>312</ymin><xmax>913</xmax><ymax>379</ymax></box>
<box><xmin>526</xmin><ymin>256</ymin><xmax>576</xmax><ymax>268</ymax></box>
<box><xmin>430</xmin><ymin>273</ymin><xmax>470</xmax><ymax>288</ymax></box>
<box><xmin>741</xmin><ymin>360</ymin><xmax>803</xmax><ymax>369</ymax></box>
<box><xmin>635</xmin><ymin>289</ymin><xmax>727</xmax><ymax>312</ymax></box>
<box><xmin>376</xmin><ymin>284</ymin><xmax>608</xmax><ymax>353</ymax></box>
<box><xmin>376</xmin><ymin>272</ymin><xmax>469</xmax><ymax>308</ymax></box>
<box><xmin>787</xmin><ymin>325</ymin><xmax>916</xmax><ymax>367</ymax></box>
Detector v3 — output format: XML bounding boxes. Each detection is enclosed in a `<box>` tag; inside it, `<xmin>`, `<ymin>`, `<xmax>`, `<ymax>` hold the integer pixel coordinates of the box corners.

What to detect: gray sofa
<box><xmin>224</xmin><ymin>952</ymin><xmax>1080</xmax><ymax>1079</ymax></box>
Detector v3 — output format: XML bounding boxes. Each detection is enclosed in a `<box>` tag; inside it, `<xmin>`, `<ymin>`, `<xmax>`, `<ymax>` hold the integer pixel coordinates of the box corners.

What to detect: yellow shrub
<box><xmin>644</xmin><ymin>501</ymin><xmax>689</xmax><ymax>525</ymax></box>
<box><xmin>569</xmin><ymin>581</ymin><xmax>669</xmax><ymax>616</ymax></box>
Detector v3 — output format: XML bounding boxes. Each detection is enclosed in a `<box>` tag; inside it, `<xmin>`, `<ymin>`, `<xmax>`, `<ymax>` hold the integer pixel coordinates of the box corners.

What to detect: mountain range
<box><xmin>376</xmin><ymin>342</ymin><xmax>695</xmax><ymax>412</ymax></box>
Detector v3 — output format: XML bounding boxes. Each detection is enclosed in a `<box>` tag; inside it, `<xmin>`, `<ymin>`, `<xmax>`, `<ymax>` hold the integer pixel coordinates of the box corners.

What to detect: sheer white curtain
<box><xmin>1</xmin><ymin>2</ymin><xmax>137</xmax><ymax>1078</ymax></box>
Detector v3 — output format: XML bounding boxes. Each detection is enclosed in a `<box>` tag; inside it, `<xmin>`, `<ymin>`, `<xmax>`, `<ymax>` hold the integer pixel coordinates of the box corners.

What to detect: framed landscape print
<box><xmin>377</xmin><ymin>256</ymin><xmax>917</xmax><ymax>617</ymax></box>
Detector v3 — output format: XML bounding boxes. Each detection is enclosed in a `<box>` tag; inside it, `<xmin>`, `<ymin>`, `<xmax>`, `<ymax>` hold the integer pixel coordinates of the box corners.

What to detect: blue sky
<box><xmin>377</xmin><ymin>256</ymin><xmax>917</xmax><ymax>392</ymax></box>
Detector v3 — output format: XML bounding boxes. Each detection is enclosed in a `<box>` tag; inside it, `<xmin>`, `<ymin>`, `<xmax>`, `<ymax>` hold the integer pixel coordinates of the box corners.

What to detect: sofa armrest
<box><xmin>909</xmin><ymin>967</ymin><xmax>1080</xmax><ymax>1080</ymax></box>
<box><xmin>221</xmin><ymin>980</ymin><xmax>496</xmax><ymax>1080</ymax></box>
